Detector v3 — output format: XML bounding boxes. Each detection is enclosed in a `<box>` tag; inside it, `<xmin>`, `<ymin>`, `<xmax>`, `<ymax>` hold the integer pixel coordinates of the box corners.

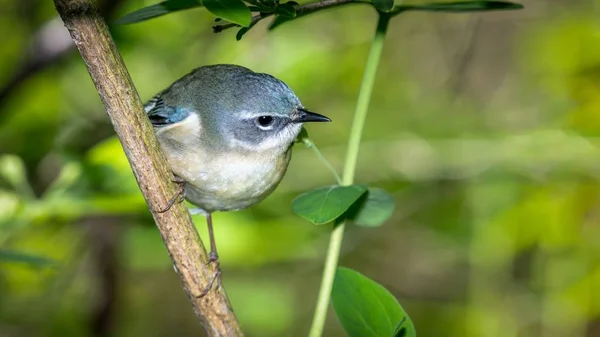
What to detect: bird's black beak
<box><xmin>293</xmin><ymin>108</ymin><xmax>331</xmax><ymax>123</ymax></box>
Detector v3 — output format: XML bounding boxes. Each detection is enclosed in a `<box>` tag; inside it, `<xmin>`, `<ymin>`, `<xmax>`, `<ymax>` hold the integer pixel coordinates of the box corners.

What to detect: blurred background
<box><xmin>1</xmin><ymin>0</ymin><xmax>600</xmax><ymax>336</ymax></box>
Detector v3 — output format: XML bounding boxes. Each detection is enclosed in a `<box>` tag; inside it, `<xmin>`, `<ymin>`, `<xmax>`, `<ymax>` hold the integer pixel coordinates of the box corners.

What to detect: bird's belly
<box><xmin>176</xmin><ymin>151</ymin><xmax>292</xmax><ymax>212</ymax></box>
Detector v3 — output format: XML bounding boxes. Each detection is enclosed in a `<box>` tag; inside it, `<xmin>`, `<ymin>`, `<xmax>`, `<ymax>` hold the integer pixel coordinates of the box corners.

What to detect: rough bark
<box><xmin>52</xmin><ymin>0</ymin><xmax>243</xmax><ymax>335</ymax></box>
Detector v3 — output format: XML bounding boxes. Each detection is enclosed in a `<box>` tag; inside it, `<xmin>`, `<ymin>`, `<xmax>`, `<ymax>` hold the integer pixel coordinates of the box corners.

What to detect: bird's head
<box><xmin>147</xmin><ymin>64</ymin><xmax>330</xmax><ymax>154</ymax></box>
<box><xmin>206</xmin><ymin>65</ymin><xmax>330</xmax><ymax>153</ymax></box>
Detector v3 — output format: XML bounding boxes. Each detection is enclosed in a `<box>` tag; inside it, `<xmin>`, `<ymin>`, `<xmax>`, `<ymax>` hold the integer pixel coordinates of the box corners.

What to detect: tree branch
<box><xmin>52</xmin><ymin>0</ymin><xmax>243</xmax><ymax>336</ymax></box>
<box><xmin>213</xmin><ymin>0</ymin><xmax>363</xmax><ymax>33</ymax></box>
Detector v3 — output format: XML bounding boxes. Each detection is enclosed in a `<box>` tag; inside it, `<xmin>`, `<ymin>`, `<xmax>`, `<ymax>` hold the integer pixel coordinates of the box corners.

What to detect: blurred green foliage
<box><xmin>2</xmin><ymin>0</ymin><xmax>600</xmax><ymax>336</ymax></box>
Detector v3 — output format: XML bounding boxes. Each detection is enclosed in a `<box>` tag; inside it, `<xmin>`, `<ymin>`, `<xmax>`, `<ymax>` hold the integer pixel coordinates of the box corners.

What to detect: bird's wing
<box><xmin>144</xmin><ymin>94</ymin><xmax>191</xmax><ymax>127</ymax></box>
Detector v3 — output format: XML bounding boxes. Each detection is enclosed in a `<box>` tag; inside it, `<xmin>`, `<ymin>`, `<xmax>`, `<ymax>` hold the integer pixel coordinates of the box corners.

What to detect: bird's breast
<box><xmin>164</xmin><ymin>144</ymin><xmax>293</xmax><ymax>212</ymax></box>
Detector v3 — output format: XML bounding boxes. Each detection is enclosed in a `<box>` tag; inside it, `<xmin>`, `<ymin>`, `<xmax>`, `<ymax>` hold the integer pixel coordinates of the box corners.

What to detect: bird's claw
<box><xmin>197</xmin><ymin>269</ymin><xmax>221</xmax><ymax>298</ymax></box>
<box><xmin>156</xmin><ymin>175</ymin><xmax>186</xmax><ymax>213</ymax></box>
<box><xmin>197</xmin><ymin>253</ymin><xmax>221</xmax><ymax>298</ymax></box>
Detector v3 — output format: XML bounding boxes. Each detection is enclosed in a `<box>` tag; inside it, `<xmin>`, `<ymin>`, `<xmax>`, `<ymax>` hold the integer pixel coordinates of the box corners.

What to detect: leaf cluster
<box><xmin>117</xmin><ymin>0</ymin><xmax>523</xmax><ymax>40</ymax></box>
<box><xmin>292</xmin><ymin>129</ymin><xmax>396</xmax><ymax>228</ymax></box>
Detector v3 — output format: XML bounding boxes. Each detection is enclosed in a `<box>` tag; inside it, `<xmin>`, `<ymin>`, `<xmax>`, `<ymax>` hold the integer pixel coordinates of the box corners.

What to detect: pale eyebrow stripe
<box><xmin>237</xmin><ymin>110</ymin><xmax>290</xmax><ymax>119</ymax></box>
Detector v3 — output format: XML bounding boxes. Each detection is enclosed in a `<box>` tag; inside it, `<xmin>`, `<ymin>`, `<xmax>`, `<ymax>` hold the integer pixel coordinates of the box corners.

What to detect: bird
<box><xmin>144</xmin><ymin>64</ymin><xmax>330</xmax><ymax>297</ymax></box>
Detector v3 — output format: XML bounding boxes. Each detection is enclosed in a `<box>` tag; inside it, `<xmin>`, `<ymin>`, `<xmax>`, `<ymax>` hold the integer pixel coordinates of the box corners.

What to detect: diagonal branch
<box><xmin>52</xmin><ymin>0</ymin><xmax>243</xmax><ymax>336</ymax></box>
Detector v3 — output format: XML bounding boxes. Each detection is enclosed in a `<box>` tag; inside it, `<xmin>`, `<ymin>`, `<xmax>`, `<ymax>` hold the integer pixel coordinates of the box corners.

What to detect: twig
<box><xmin>213</xmin><ymin>0</ymin><xmax>361</xmax><ymax>32</ymax></box>
<box><xmin>52</xmin><ymin>0</ymin><xmax>243</xmax><ymax>336</ymax></box>
<box><xmin>297</xmin><ymin>0</ymin><xmax>356</xmax><ymax>12</ymax></box>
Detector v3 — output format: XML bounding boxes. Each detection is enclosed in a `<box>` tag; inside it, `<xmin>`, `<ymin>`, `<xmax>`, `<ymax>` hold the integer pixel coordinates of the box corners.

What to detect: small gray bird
<box><xmin>145</xmin><ymin>64</ymin><xmax>330</xmax><ymax>296</ymax></box>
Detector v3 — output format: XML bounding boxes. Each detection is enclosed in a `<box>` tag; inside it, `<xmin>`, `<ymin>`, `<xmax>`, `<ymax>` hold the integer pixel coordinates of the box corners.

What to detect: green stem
<box><xmin>305</xmin><ymin>139</ymin><xmax>342</xmax><ymax>184</ymax></box>
<box><xmin>307</xmin><ymin>13</ymin><xmax>390</xmax><ymax>337</ymax></box>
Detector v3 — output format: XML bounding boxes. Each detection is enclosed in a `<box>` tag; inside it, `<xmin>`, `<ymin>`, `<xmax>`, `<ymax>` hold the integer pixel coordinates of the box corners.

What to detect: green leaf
<box><xmin>393</xmin><ymin>317</ymin><xmax>416</xmax><ymax>337</ymax></box>
<box><xmin>401</xmin><ymin>1</ymin><xmax>523</xmax><ymax>12</ymax></box>
<box><xmin>292</xmin><ymin>185</ymin><xmax>367</xmax><ymax>225</ymax></box>
<box><xmin>276</xmin><ymin>2</ymin><xmax>297</xmax><ymax>18</ymax></box>
<box><xmin>0</xmin><ymin>250</ymin><xmax>58</xmax><ymax>268</ymax></box>
<box><xmin>115</xmin><ymin>0</ymin><xmax>202</xmax><ymax>24</ymax></box>
<box><xmin>373</xmin><ymin>0</ymin><xmax>394</xmax><ymax>13</ymax></box>
<box><xmin>344</xmin><ymin>188</ymin><xmax>395</xmax><ymax>227</ymax></box>
<box><xmin>236</xmin><ymin>27</ymin><xmax>251</xmax><ymax>40</ymax></box>
<box><xmin>204</xmin><ymin>0</ymin><xmax>252</xmax><ymax>27</ymax></box>
<box><xmin>332</xmin><ymin>267</ymin><xmax>416</xmax><ymax>337</ymax></box>
<box><xmin>236</xmin><ymin>19</ymin><xmax>259</xmax><ymax>40</ymax></box>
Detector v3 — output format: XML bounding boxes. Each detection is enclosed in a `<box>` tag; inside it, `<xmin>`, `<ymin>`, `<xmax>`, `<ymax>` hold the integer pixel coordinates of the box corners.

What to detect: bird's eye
<box><xmin>256</xmin><ymin>116</ymin><xmax>274</xmax><ymax>128</ymax></box>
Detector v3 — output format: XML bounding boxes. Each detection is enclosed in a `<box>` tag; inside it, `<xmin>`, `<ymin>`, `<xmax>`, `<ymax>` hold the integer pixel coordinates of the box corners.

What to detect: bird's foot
<box><xmin>197</xmin><ymin>252</ymin><xmax>221</xmax><ymax>298</ymax></box>
<box><xmin>156</xmin><ymin>175</ymin><xmax>186</xmax><ymax>213</ymax></box>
